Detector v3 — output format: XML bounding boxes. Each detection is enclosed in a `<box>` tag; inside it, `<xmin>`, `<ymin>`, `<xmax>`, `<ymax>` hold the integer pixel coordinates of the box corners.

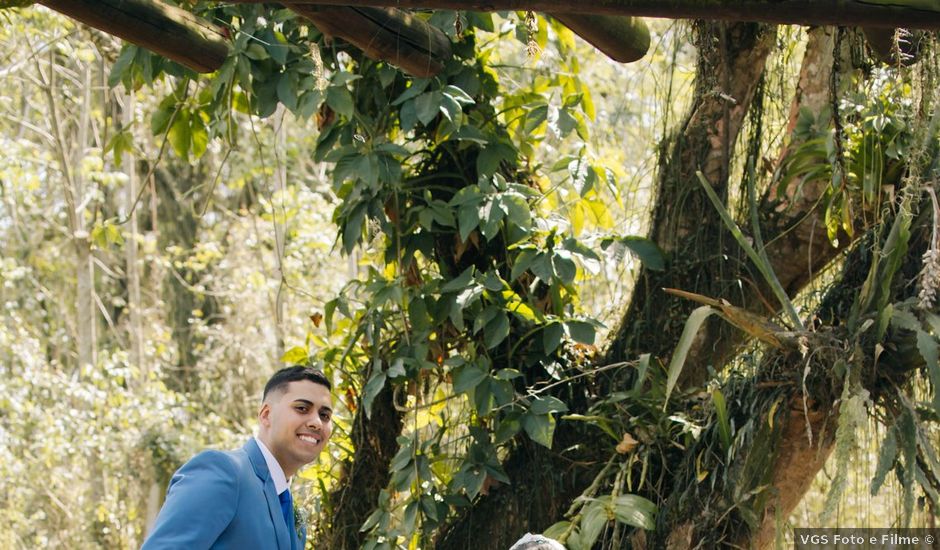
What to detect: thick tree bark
<box><xmin>606</xmin><ymin>21</ymin><xmax>776</xmax><ymax>386</ymax></box>
<box><xmin>148</xmin><ymin>163</ymin><xmax>218</xmax><ymax>391</ymax></box>
<box><xmin>319</xmin><ymin>384</ymin><xmax>404</xmax><ymax>549</ymax></box>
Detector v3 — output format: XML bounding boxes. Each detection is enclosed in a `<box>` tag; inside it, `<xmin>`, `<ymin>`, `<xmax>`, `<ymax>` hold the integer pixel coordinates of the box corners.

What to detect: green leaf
<box><xmin>566</xmin><ymin>320</ymin><xmax>595</xmax><ymax>345</ymax></box>
<box><xmin>190</xmin><ymin>114</ymin><xmax>208</xmax><ymax>159</ymax></box>
<box><xmin>453</xmin><ymin>363</ymin><xmax>487</xmax><ymax>394</ymax></box>
<box><xmin>530</xmin><ymin>253</ymin><xmax>554</xmax><ymax>282</ymax></box>
<box><xmin>280</xmin><ymin>346</ymin><xmax>308</xmax><ymax>364</ymax></box>
<box><xmin>524</xmin><ymin>104</ymin><xmax>549</xmax><ymax>134</ymax></box>
<box><xmin>664</xmin><ymin>306</ymin><xmax>717</xmax><ymax>409</ymax></box>
<box><xmin>712</xmin><ymin>387</ymin><xmax>732</xmax><ymax>453</ymax></box>
<box><xmin>494</xmin><ymin>414</ymin><xmax>523</xmax><ymax>444</ymax></box>
<box><xmin>476</xmin><ymin>142</ymin><xmax>514</xmax><ymax>177</ymax></box>
<box><xmin>167</xmin><ymin>110</ymin><xmax>191</xmax><ymax>159</ymax></box>
<box><xmin>264</xmin><ymin>30</ymin><xmax>289</xmax><ymax>65</ymax></box>
<box><xmin>602</xmin><ymin>236</ymin><xmax>665</xmax><ymax>271</ymax></box>
<box><xmin>511</xmin><ymin>249</ymin><xmax>537</xmax><ymax>282</ymax></box>
<box><xmin>399</xmin><ymin>100</ymin><xmax>417</xmax><ymax>131</ymax></box>
<box><xmin>151</xmin><ymin>96</ymin><xmax>177</xmax><ymax>136</ymax></box>
<box><xmin>871</xmin><ymin>426</ymin><xmax>897</xmax><ymax>496</ymax></box>
<box><xmin>612</xmin><ymin>494</ymin><xmax>657</xmax><ymax>530</ymax></box>
<box><xmin>391</xmin><ymin>78</ymin><xmax>429</xmax><ymax>105</ymax></box>
<box><xmin>529</xmin><ymin>396</ymin><xmax>568</xmax><ymax>415</ymax></box>
<box><xmin>552</xmin><ymin>251</ymin><xmax>577</xmax><ymax>284</ymax></box>
<box><xmin>522</xmin><ymin>411</ymin><xmax>556</xmax><ymax>448</ymax></box>
<box><xmin>277</xmin><ymin>72</ymin><xmax>299</xmax><ymax>111</ymax></box>
<box><xmin>387</xmin><ymin>357</ymin><xmax>407</xmax><ymax>378</ymax></box>
<box><xmin>458</xmin><ymin>204</ymin><xmax>481</xmax><ymax>243</ymax></box>
<box><xmin>543</xmin><ymin>521</ymin><xmax>571</xmax><ymax>541</ymax></box>
<box><xmin>105</xmin><ymin>130</ymin><xmax>134</xmax><ymax>168</ymax></box>
<box><xmin>441</xmin><ymin>266</ymin><xmax>475</xmax><ymax>293</ymax></box>
<box><xmin>326</xmin><ymin>86</ymin><xmax>354</xmax><ymax>118</ymax></box>
<box><xmin>362</xmin><ymin>371</ymin><xmax>387</xmax><ymax>419</ymax></box>
<box><xmin>415</xmin><ymin>91</ymin><xmax>442</xmax><ymax>126</ymax></box>
<box><xmin>579</xmin><ymin>501</ymin><xmax>608</xmax><ymax>548</ymax></box>
<box><xmin>484</xmin><ymin>311</ymin><xmax>510</xmax><ymax>349</ymax></box>
<box><xmin>389</xmin><ymin>437</ymin><xmax>415</xmax><ymax>472</ymax></box>
<box><xmin>542</xmin><ymin>322</ymin><xmax>564</xmax><ymax>354</ymax></box>
<box><xmin>443</xmin><ymin>84</ymin><xmax>474</xmax><ymax>105</ymax></box>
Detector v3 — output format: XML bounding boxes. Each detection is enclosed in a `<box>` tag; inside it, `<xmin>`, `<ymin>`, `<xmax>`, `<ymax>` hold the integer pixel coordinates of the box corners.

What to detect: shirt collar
<box><xmin>255</xmin><ymin>437</ymin><xmax>290</xmax><ymax>494</ymax></box>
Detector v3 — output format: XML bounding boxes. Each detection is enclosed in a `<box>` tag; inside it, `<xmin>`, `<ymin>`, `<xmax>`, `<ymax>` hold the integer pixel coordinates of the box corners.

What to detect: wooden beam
<box><xmin>287</xmin><ymin>4</ymin><xmax>452</xmax><ymax>78</ymax></box>
<box><xmin>227</xmin><ymin>0</ymin><xmax>940</xmax><ymax>31</ymax></box>
<box><xmin>550</xmin><ymin>13</ymin><xmax>649</xmax><ymax>63</ymax></box>
<box><xmin>38</xmin><ymin>0</ymin><xmax>230</xmax><ymax>73</ymax></box>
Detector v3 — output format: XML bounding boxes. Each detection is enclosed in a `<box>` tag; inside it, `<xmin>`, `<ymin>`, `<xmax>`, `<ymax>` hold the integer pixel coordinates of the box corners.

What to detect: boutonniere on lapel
<box><xmin>293</xmin><ymin>501</ymin><xmax>308</xmax><ymax>534</ymax></box>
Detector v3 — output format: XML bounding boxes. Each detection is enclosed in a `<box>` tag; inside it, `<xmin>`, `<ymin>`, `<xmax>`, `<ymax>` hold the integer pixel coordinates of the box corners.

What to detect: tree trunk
<box><xmin>607</xmin><ymin>20</ymin><xmax>775</xmax><ymax>390</ymax></box>
<box><xmin>318</xmin><ymin>384</ymin><xmax>403</xmax><ymax>549</ymax></box>
<box><xmin>122</xmin><ymin>91</ymin><xmax>145</xmax><ymax>375</ymax></box>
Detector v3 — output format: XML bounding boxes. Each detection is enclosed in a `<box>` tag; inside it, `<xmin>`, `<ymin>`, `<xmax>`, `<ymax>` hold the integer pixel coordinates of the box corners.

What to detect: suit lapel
<box><xmin>245</xmin><ymin>439</ymin><xmax>292</xmax><ymax>550</ymax></box>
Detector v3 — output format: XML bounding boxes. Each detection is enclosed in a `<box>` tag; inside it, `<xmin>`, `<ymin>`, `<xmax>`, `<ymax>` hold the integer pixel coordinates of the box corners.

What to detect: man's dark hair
<box><xmin>263</xmin><ymin>365</ymin><xmax>331</xmax><ymax>401</ymax></box>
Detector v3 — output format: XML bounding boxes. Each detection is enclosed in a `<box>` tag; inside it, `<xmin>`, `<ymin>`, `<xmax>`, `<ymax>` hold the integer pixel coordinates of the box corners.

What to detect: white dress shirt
<box><xmin>255</xmin><ymin>437</ymin><xmax>290</xmax><ymax>495</ymax></box>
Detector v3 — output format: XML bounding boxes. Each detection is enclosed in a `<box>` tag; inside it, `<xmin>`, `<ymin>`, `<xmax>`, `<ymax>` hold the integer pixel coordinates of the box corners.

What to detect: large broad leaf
<box><xmin>361</xmin><ymin>371</ymin><xmax>387</xmax><ymax>419</ymax></box>
<box><xmin>453</xmin><ymin>363</ymin><xmax>487</xmax><ymax>394</ymax></box>
<box><xmin>483</xmin><ymin>311</ymin><xmax>510</xmax><ymax>349</ymax></box>
<box><xmin>522</xmin><ymin>411</ymin><xmax>556</xmax><ymax>448</ymax></box>
<box><xmin>579</xmin><ymin>501</ymin><xmax>608</xmax><ymax>548</ymax></box>
<box><xmin>441</xmin><ymin>266</ymin><xmax>475</xmax><ymax>293</ymax></box>
<box><xmin>529</xmin><ymin>395</ymin><xmax>568</xmax><ymax>415</ymax></box>
<box><xmin>870</xmin><ymin>426</ymin><xmax>897</xmax><ymax>496</ymax></box>
<box><xmin>612</xmin><ymin>494</ymin><xmax>657</xmax><ymax>530</ymax></box>
<box><xmin>566</xmin><ymin>320</ymin><xmax>596</xmax><ymax>345</ymax></box>
<box><xmin>602</xmin><ymin>236</ymin><xmax>665</xmax><ymax>271</ymax></box>
<box><xmin>664</xmin><ymin>306</ymin><xmax>717</xmax><ymax>409</ymax></box>
<box><xmin>542</xmin><ymin>321</ymin><xmax>564</xmax><ymax>354</ymax></box>
<box><xmin>415</xmin><ymin>91</ymin><xmax>443</xmax><ymax>126</ymax></box>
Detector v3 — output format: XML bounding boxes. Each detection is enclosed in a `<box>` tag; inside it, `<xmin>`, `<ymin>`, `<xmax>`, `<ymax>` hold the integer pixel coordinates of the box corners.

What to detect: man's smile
<box><xmin>298</xmin><ymin>434</ymin><xmax>321</xmax><ymax>445</ymax></box>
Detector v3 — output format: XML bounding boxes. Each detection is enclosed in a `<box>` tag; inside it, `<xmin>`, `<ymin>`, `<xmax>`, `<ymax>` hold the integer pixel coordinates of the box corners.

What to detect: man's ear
<box><xmin>258</xmin><ymin>402</ymin><xmax>271</xmax><ymax>427</ymax></box>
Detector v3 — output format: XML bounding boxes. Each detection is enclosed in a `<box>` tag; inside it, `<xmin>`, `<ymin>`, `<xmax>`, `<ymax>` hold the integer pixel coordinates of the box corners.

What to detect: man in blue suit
<box><xmin>142</xmin><ymin>366</ymin><xmax>333</xmax><ymax>549</ymax></box>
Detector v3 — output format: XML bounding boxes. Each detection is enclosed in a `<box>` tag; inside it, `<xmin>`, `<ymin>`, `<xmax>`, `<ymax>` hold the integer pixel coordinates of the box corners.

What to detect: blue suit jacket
<box><xmin>141</xmin><ymin>439</ymin><xmax>305</xmax><ymax>550</ymax></box>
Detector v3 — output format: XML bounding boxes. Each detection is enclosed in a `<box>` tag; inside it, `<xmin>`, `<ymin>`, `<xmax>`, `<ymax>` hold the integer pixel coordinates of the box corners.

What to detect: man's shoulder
<box><xmin>178</xmin><ymin>442</ymin><xmax>255</xmax><ymax>478</ymax></box>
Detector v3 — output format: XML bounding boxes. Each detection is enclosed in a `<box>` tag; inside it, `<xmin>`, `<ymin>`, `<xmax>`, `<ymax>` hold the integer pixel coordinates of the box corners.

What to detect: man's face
<box><xmin>258</xmin><ymin>380</ymin><xmax>333</xmax><ymax>477</ymax></box>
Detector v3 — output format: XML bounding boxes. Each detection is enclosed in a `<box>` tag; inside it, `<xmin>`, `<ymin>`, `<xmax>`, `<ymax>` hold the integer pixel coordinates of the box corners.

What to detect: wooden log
<box><xmin>228</xmin><ymin>0</ymin><xmax>940</xmax><ymax>31</ymax></box>
<box><xmin>286</xmin><ymin>4</ymin><xmax>452</xmax><ymax>78</ymax></box>
<box><xmin>38</xmin><ymin>0</ymin><xmax>229</xmax><ymax>73</ymax></box>
<box><xmin>550</xmin><ymin>13</ymin><xmax>649</xmax><ymax>63</ymax></box>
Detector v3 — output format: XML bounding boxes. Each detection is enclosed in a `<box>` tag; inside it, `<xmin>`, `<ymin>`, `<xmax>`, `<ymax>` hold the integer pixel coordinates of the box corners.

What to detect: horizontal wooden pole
<box><xmin>39</xmin><ymin>0</ymin><xmax>230</xmax><ymax>73</ymax></box>
<box><xmin>286</xmin><ymin>4</ymin><xmax>452</xmax><ymax>77</ymax></box>
<box><xmin>227</xmin><ymin>0</ymin><xmax>940</xmax><ymax>30</ymax></box>
<box><xmin>551</xmin><ymin>13</ymin><xmax>649</xmax><ymax>63</ymax></box>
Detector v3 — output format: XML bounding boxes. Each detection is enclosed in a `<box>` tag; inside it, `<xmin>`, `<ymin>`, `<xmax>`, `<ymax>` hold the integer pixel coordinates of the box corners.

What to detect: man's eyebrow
<box><xmin>293</xmin><ymin>399</ymin><xmax>332</xmax><ymax>413</ymax></box>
